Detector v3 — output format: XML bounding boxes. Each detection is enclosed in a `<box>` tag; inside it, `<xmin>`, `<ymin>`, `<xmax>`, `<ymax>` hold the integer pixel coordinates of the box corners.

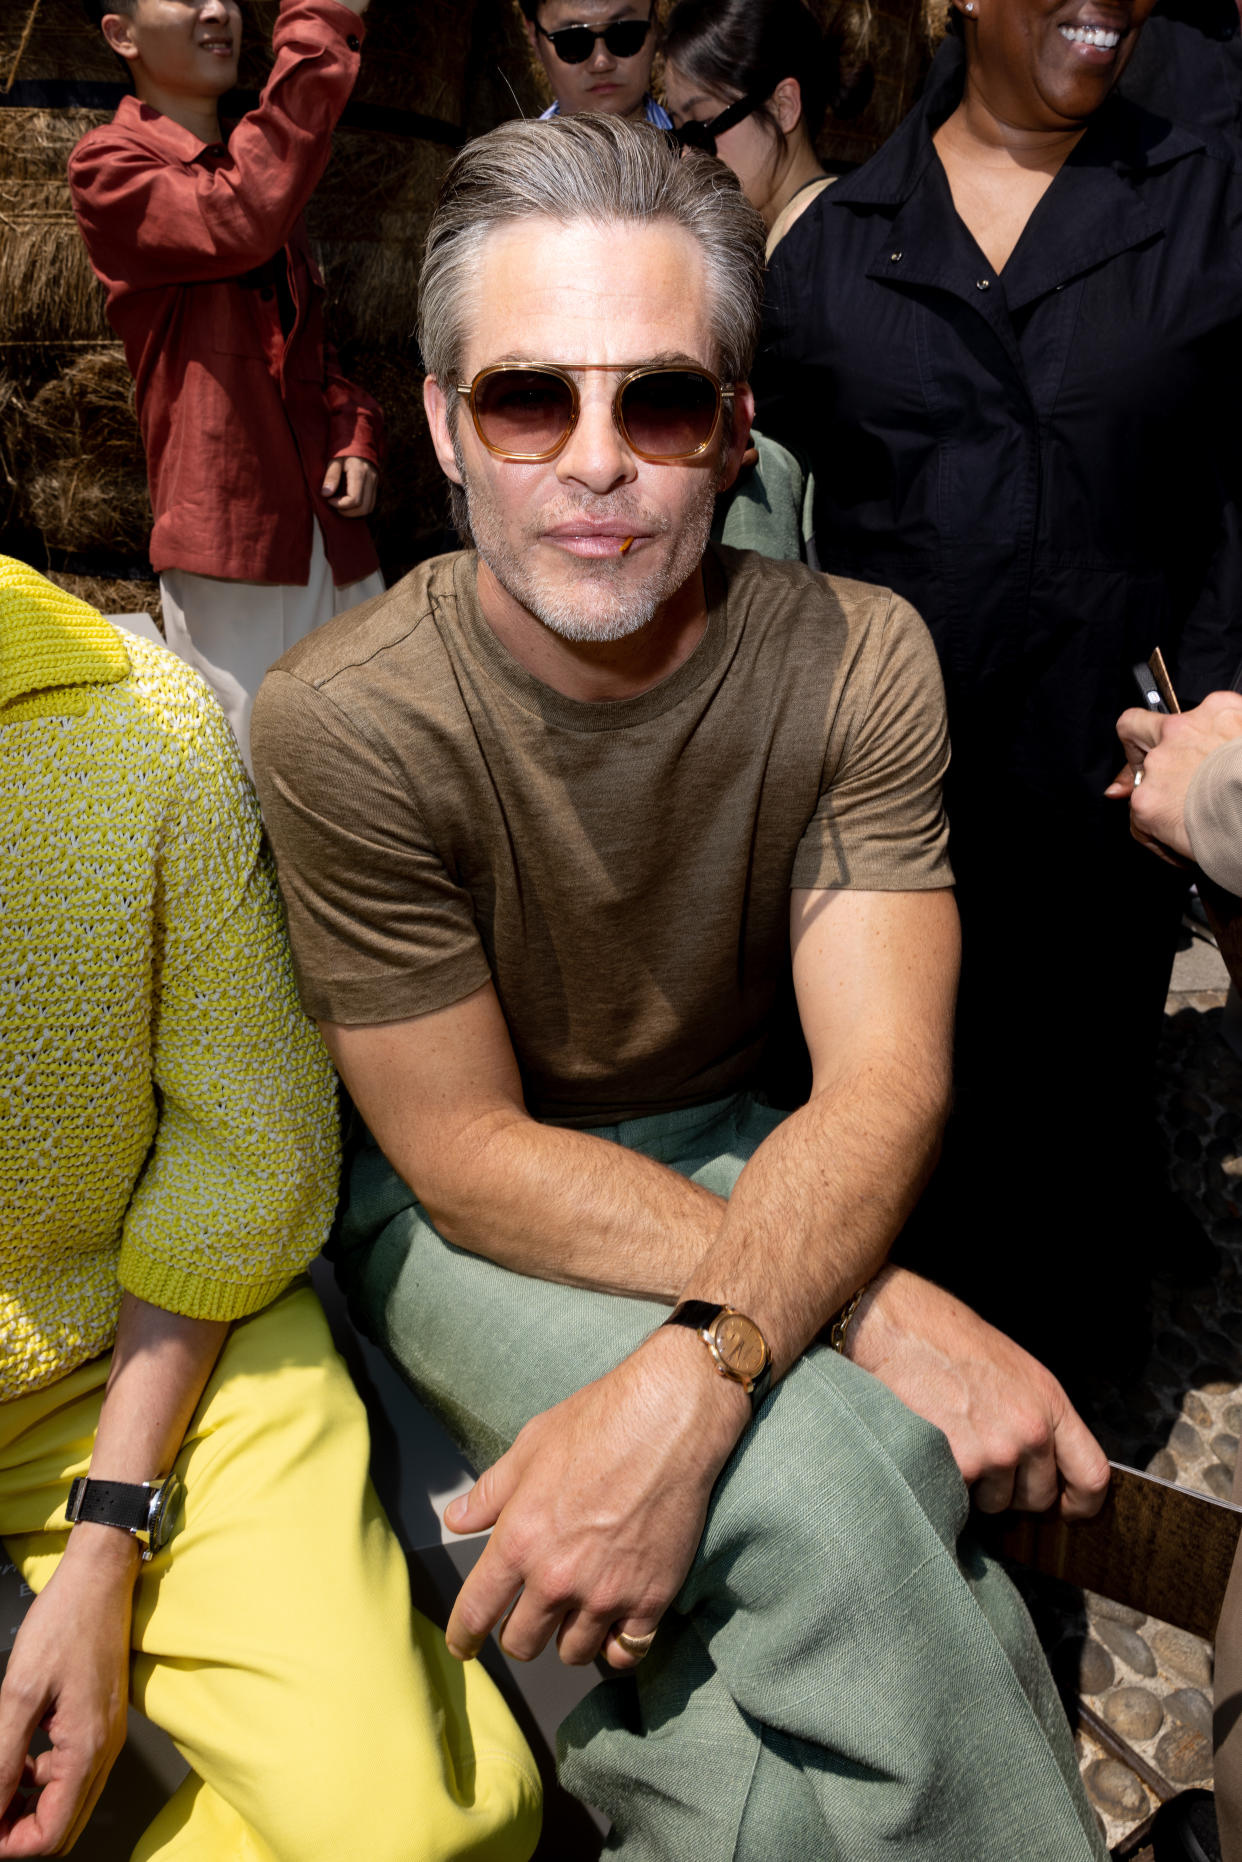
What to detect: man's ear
<box><xmin>770</xmin><ymin>77</ymin><xmax>804</xmax><ymax>137</ymax></box>
<box><xmin>715</xmin><ymin>383</ymin><xmax>756</xmax><ymax>495</ymax></box>
<box><xmin>424</xmin><ymin>375</ymin><xmax>466</xmax><ymax>487</ymax></box>
<box><xmin>100</xmin><ymin>12</ymin><xmax>141</xmax><ymax>63</ymax></box>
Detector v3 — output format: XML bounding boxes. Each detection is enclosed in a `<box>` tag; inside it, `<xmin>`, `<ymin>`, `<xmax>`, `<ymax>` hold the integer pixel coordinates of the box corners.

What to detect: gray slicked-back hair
<box><xmin>418</xmin><ymin>114</ymin><xmax>767</xmax><ymax>391</ymax></box>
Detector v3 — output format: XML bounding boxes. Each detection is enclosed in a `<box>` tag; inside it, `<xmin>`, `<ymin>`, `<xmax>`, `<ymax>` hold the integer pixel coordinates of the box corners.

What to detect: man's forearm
<box><xmin>393</xmin><ymin>1055</ymin><xmax>942</xmax><ymax>1370</ymax></box>
<box><xmin>676</xmin><ymin>1058</ymin><xmax>946</xmax><ymax>1376</ymax></box>
<box><xmin>411</xmin><ymin>1111</ymin><xmax>724</xmax><ymax>1301</ymax></box>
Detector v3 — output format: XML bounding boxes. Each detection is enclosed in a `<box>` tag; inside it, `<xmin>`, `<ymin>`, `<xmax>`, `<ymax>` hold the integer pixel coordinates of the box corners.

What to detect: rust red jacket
<box><xmin>68</xmin><ymin>0</ymin><xmax>383</xmax><ymax>587</ymax></box>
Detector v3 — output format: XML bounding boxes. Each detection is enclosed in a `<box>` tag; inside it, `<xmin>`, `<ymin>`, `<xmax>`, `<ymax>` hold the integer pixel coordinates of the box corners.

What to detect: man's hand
<box><xmin>1108</xmin><ymin>692</ymin><xmax>1242</xmax><ymax>861</ymax></box>
<box><xmin>0</xmin><ymin>1531</ymin><xmax>137</xmax><ymax>1856</ymax></box>
<box><xmin>442</xmin><ymin>1327</ymin><xmax>748</xmax><ymax>1671</ymax></box>
<box><xmin>847</xmin><ymin>1267</ymin><xmax>1111</xmax><ymax>1520</ymax></box>
<box><xmin>320</xmin><ymin>454</ymin><xmax>378</xmax><ymax>517</ymax></box>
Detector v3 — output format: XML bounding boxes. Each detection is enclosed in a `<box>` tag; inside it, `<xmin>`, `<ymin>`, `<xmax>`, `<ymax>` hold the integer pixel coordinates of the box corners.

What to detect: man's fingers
<box><xmin>970</xmin><ymin>1463</ymin><xmax>1017</xmax><ymax>1514</ymax></box>
<box><xmin>444</xmin><ymin>1453</ymin><xmax>516</xmax><ymax>1537</ymax></box>
<box><xmin>445</xmin><ymin>1537</ymin><xmax>522</xmax><ymax>1661</ymax></box>
<box><xmin>1052</xmin><ymin>1407</ymin><xmax>1111</xmax><ymax>1521</ymax></box>
<box><xmin>600</xmin><ymin>1617</ymin><xmax>661</xmax><ymax>1671</ymax></box>
<box><xmin>497</xmin><ymin>1589</ymin><xmax>563</xmax><ymax>1665</ymax></box>
<box><xmin>320</xmin><ymin>457</ymin><xmax>343</xmax><ymax>498</ymax></box>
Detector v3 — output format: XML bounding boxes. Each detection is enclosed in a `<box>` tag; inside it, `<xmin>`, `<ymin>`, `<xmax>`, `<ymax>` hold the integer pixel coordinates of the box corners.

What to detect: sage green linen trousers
<box><xmin>336</xmin><ymin>1093</ymin><xmax>1106</xmax><ymax>1862</ymax></box>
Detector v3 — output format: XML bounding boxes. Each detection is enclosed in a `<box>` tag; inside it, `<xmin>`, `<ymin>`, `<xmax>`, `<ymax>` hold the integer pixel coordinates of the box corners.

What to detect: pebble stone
<box><xmin>1084</xmin><ymin>1759</ymin><xmax>1148</xmax><ymax>1820</ymax></box>
<box><xmin>1224</xmin><ymin>1402</ymin><xmax>1242</xmax><ymax>1437</ymax></box>
<box><xmin>1102</xmin><ymin>1688</ymin><xmax>1164</xmax><ymax>1742</ymax></box>
<box><xmin>1166</xmin><ymin>1688</ymin><xmax>1214</xmax><ymax>1738</ymax></box>
<box><xmin>1169</xmin><ymin>1417</ymin><xmax>1203</xmax><ymax>1455</ymax></box>
<box><xmin>1086</xmin><ymin>1595</ymin><xmax>1145</xmax><ymax>1630</ymax></box>
<box><xmin>1095</xmin><ymin>1618</ymin><xmax>1159</xmax><ymax>1678</ymax></box>
<box><xmin>1148</xmin><ymin>1449</ymin><xmax>1178</xmax><ymax>1481</ymax></box>
<box><xmin>1201</xmin><ymin>1462</ymin><xmax>1235</xmax><ymax>1501</ymax></box>
<box><xmin>1079</xmin><ymin>1639</ymin><xmax>1115</xmax><ymax>1696</ymax></box>
<box><xmin>1184</xmin><ymin>1392</ymin><xmax>1214</xmax><ymax>1429</ymax></box>
<box><xmin>1212</xmin><ymin>1432</ymin><xmax>1238</xmax><ymax>1472</ymax></box>
<box><xmin>1149</xmin><ymin>1625</ymin><xmax>1213</xmax><ymax>1690</ymax></box>
<box><xmin>1155</xmin><ymin>1725</ymin><xmax>1213</xmax><ymax>1784</ymax></box>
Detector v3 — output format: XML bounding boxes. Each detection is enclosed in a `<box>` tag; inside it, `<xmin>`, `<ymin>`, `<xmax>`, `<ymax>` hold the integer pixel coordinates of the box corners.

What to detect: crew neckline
<box><xmin>447</xmin><ymin>548</ymin><xmax>731</xmax><ymax>733</ymax></box>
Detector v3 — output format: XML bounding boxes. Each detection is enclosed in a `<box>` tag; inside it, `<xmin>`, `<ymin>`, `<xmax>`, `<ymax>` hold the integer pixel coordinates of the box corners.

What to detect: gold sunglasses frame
<box><xmin>453</xmin><ymin>362</ymin><xmax>735</xmax><ymax>464</ymax></box>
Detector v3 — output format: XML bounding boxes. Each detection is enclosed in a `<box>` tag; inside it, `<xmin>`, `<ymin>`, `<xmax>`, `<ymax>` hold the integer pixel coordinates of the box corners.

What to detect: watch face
<box><xmin>146</xmin><ymin>1473</ymin><xmax>182</xmax><ymax>1553</ymax></box>
<box><xmin>712</xmin><ymin>1311</ymin><xmax>768</xmax><ymax>1383</ymax></box>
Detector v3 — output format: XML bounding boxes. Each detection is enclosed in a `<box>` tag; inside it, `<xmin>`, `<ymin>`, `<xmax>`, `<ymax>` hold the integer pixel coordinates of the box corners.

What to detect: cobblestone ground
<box><xmin>1010</xmin><ymin>935</ymin><xmax>1242</xmax><ymax>1857</ymax></box>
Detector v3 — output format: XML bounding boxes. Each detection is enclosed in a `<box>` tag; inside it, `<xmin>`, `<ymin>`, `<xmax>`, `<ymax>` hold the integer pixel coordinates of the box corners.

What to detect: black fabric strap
<box><xmin>66</xmin><ymin>1476</ymin><xmax>150</xmax><ymax>1535</ymax></box>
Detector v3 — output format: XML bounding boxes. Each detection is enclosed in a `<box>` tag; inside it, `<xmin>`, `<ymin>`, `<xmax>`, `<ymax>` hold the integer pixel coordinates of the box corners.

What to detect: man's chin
<box><xmin>526</xmin><ymin>587</ymin><xmax>660</xmax><ymax>645</ymax></box>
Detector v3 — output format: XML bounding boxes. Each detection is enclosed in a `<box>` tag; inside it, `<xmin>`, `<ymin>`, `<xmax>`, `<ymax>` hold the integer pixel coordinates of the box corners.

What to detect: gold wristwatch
<box><xmin>663</xmin><ymin>1301</ymin><xmax>772</xmax><ymax>1411</ymax></box>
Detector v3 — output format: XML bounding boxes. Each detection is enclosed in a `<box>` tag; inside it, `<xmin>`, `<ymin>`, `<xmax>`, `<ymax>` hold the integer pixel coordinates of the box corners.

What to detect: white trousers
<box><xmin>160</xmin><ymin>522</ymin><xmax>384</xmax><ymax>770</ymax></box>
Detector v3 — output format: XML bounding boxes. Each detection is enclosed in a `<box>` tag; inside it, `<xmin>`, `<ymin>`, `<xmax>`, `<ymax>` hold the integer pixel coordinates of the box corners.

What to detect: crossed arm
<box><xmin>325</xmin><ymin>884</ymin><xmax>1108</xmax><ymax>1671</ymax></box>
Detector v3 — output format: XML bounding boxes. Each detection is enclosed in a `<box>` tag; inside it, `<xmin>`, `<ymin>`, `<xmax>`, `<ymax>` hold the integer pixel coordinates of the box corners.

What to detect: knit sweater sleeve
<box><xmin>118</xmin><ymin>671</ymin><xmax>340</xmax><ymax>1318</ymax></box>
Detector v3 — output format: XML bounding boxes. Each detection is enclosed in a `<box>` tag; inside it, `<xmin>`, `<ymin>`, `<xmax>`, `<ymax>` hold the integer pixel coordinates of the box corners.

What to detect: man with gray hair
<box><xmin>253</xmin><ymin>113</ymin><xmax>1108</xmax><ymax>1859</ymax></box>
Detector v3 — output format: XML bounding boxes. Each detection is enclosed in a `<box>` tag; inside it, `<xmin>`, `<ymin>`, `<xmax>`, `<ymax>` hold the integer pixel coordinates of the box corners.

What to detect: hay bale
<box><xmin>15</xmin><ymin>349</ymin><xmax>150</xmax><ymax>557</ymax></box>
<box><xmin>237</xmin><ymin>0</ymin><xmax>480</xmax><ymax>119</ymax></box>
<box><xmin>43</xmin><ymin>568</ymin><xmax>163</xmax><ymax>630</ymax></box>
<box><xmin>0</xmin><ymin>110</ymin><xmax>113</xmax><ymax>354</ymax></box>
<box><xmin>307</xmin><ymin>128</ymin><xmax>450</xmax><ymax>351</ymax></box>
<box><xmin>0</xmin><ymin>0</ymin><xmax>123</xmax><ymax>87</ymax></box>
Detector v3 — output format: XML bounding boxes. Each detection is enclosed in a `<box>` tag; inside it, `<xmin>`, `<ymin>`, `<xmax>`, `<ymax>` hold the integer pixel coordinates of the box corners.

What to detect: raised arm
<box><xmin>69</xmin><ymin>0</ymin><xmax>365</xmax><ymax>289</ymax></box>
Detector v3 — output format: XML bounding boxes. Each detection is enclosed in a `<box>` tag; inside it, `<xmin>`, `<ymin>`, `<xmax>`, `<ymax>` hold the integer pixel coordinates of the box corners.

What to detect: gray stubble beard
<box><xmin>456</xmin><ymin>438</ymin><xmax>720</xmax><ymax>646</ymax></box>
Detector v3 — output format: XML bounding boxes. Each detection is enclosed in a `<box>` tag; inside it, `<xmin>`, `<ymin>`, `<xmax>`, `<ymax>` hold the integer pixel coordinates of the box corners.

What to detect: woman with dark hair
<box><xmin>662</xmin><ymin>0</ymin><xmax>863</xmax><ymax>253</ymax></box>
<box><xmin>752</xmin><ymin>0</ymin><xmax>1242</xmax><ymax>1379</ymax></box>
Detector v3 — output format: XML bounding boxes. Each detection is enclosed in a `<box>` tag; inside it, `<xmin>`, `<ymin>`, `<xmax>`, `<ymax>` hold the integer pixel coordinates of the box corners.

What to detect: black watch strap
<box><xmin>664</xmin><ymin>1299</ymin><xmax>722</xmax><ymax>1336</ymax></box>
<box><xmin>66</xmin><ymin>1476</ymin><xmax>154</xmax><ymax>1538</ymax></box>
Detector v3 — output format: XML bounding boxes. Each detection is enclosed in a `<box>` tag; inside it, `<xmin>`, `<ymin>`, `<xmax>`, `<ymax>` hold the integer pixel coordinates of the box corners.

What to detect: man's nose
<box><xmin>198</xmin><ymin>0</ymin><xmax>232</xmax><ymax>20</ymax></box>
<box><xmin>555</xmin><ymin>384</ymin><xmax>634</xmax><ymax>495</ymax></box>
<box><xmin>587</xmin><ymin>36</ymin><xmax>617</xmax><ymax>70</ymax></box>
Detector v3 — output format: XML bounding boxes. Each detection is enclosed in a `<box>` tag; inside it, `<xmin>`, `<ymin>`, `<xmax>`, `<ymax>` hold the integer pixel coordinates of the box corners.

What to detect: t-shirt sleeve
<box><xmin>252</xmin><ymin>668</ymin><xmax>492</xmax><ymax>1024</ymax></box>
<box><xmin>791</xmin><ymin>592</ymin><xmax>953</xmax><ymax>891</ymax></box>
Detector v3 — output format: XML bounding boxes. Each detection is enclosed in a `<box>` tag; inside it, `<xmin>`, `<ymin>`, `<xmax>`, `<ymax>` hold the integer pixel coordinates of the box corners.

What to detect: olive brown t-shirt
<box><xmin>251</xmin><ymin>545</ymin><xmax>951</xmax><ymax>1126</ymax></box>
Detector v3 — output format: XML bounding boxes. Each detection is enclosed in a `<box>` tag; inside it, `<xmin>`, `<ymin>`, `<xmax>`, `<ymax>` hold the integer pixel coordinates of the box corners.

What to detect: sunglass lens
<box><xmin>676</xmin><ymin>121</ymin><xmax>717</xmax><ymax>156</ymax></box>
<box><xmin>474</xmin><ymin>370</ymin><xmax>575</xmax><ymax>456</ymax></box>
<box><xmin>621</xmin><ymin>371</ymin><xmax>719</xmax><ymax>457</ymax></box>
<box><xmin>603</xmin><ymin>19</ymin><xmax>650</xmax><ymax>57</ymax></box>
<box><xmin>547</xmin><ymin>24</ymin><xmax>596</xmax><ymax>62</ymax></box>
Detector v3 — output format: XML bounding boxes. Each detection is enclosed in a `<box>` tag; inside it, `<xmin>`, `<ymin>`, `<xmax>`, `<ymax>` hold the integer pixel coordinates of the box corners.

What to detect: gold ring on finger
<box><xmin>614</xmin><ymin>1628</ymin><xmax>656</xmax><ymax>1660</ymax></box>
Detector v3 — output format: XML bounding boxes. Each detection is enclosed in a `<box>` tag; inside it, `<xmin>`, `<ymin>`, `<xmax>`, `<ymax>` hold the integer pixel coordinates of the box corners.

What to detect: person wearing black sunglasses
<box><xmin>663</xmin><ymin>0</ymin><xmax>853</xmax><ymax>256</ymax></box>
<box><xmin>519</xmin><ymin>0</ymin><xmax>671</xmax><ymax>127</ymax></box>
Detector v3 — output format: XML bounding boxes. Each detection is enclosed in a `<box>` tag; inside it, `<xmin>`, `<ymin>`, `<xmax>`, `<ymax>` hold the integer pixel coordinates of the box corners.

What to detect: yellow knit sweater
<box><xmin>0</xmin><ymin>557</ymin><xmax>340</xmax><ymax>1401</ymax></box>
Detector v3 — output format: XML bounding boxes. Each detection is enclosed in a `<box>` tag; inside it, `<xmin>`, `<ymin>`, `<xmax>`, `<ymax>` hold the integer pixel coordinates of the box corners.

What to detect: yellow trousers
<box><xmin>0</xmin><ymin>1285</ymin><xmax>541</xmax><ymax>1862</ymax></box>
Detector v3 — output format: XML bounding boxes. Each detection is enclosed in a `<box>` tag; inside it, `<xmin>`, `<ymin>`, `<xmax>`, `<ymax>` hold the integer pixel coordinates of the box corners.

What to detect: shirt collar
<box><xmin>827</xmin><ymin>33</ymin><xmax>1206</xmax><ymax>216</ymax></box>
<box><xmin>0</xmin><ymin>558</ymin><xmax>130</xmax><ymax>714</ymax></box>
<box><xmin>111</xmin><ymin>91</ymin><xmax>220</xmax><ymax>161</ymax></box>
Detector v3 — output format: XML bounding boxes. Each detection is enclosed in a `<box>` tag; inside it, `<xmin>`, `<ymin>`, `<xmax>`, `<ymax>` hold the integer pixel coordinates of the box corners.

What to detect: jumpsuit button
<box><xmin>890</xmin><ymin>251</ymin><xmax>902</xmax><ymax>262</ymax></box>
<box><xmin>976</xmin><ymin>277</ymin><xmax>991</xmax><ymax>291</ymax></box>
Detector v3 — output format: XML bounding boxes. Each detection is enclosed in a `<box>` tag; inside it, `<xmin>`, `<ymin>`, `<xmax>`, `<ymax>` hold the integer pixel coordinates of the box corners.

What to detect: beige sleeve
<box><xmin>791</xmin><ymin>593</ymin><xmax>953</xmax><ymax>892</ymax></box>
<box><xmin>1186</xmin><ymin>738</ymin><xmax>1242</xmax><ymax>896</ymax></box>
<box><xmin>251</xmin><ymin>668</ymin><xmax>491</xmax><ymax>1025</ymax></box>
